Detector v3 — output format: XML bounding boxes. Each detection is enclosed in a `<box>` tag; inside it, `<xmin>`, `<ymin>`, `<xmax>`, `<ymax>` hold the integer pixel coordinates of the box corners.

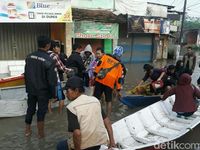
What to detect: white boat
<box><xmin>0</xmin><ymin>86</ymin><xmax>27</xmax><ymax>117</ymax></box>
<box><xmin>100</xmin><ymin>95</ymin><xmax>200</xmax><ymax>150</ymax></box>
<box><xmin>0</xmin><ymin>75</ymin><xmax>25</xmax><ymax>88</ymax></box>
<box><xmin>0</xmin><ymin>82</ymin><xmax>74</xmax><ymax>117</ymax></box>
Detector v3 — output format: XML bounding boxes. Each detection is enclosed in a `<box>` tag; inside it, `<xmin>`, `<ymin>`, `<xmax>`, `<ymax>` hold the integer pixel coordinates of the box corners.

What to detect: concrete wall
<box><xmin>72</xmin><ymin>0</ymin><xmax>114</xmax><ymax>10</ymax></box>
<box><xmin>156</xmin><ymin>35</ymin><xmax>169</xmax><ymax>59</ymax></box>
<box><xmin>118</xmin><ymin>37</ymin><xmax>132</xmax><ymax>63</ymax></box>
<box><xmin>146</xmin><ymin>3</ymin><xmax>167</xmax><ymax>18</ymax></box>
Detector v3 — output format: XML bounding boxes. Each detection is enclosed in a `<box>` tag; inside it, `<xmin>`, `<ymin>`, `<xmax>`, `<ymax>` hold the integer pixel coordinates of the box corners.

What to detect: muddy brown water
<box><xmin>0</xmin><ymin>61</ymin><xmax>200</xmax><ymax>150</ymax></box>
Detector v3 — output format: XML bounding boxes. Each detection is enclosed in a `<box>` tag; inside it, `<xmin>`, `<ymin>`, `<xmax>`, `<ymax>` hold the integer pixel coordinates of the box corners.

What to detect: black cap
<box><xmin>167</xmin><ymin>64</ymin><xmax>175</xmax><ymax>70</ymax></box>
<box><xmin>143</xmin><ymin>64</ymin><xmax>153</xmax><ymax>72</ymax></box>
<box><xmin>64</xmin><ymin>76</ymin><xmax>84</xmax><ymax>90</ymax></box>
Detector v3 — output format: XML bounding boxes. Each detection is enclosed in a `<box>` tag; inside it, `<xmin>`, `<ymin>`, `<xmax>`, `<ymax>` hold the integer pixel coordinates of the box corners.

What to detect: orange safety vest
<box><xmin>94</xmin><ymin>54</ymin><xmax>123</xmax><ymax>90</ymax></box>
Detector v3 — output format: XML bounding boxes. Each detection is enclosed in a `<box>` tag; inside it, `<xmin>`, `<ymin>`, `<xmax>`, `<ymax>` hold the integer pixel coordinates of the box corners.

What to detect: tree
<box><xmin>184</xmin><ymin>16</ymin><xmax>200</xmax><ymax>29</ymax></box>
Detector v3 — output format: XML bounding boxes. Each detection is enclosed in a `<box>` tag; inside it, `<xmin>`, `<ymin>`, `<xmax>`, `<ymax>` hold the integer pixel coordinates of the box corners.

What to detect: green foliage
<box><xmin>191</xmin><ymin>45</ymin><xmax>200</xmax><ymax>51</ymax></box>
<box><xmin>184</xmin><ymin>16</ymin><xmax>200</xmax><ymax>29</ymax></box>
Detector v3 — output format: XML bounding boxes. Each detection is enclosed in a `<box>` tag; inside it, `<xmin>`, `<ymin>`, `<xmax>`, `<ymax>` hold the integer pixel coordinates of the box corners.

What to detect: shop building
<box><xmin>0</xmin><ymin>0</ymin><xmax>72</xmax><ymax>76</ymax></box>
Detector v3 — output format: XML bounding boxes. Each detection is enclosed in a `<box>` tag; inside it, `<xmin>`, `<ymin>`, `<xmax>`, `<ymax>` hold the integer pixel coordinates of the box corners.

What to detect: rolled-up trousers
<box><xmin>25</xmin><ymin>94</ymin><xmax>49</xmax><ymax>124</ymax></box>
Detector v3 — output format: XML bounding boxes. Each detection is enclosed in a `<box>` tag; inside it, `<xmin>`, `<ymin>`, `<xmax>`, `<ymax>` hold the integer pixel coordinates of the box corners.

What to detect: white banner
<box><xmin>0</xmin><ymin>0</ymin><xmax>72</xmax><ymax>23</ymax></box>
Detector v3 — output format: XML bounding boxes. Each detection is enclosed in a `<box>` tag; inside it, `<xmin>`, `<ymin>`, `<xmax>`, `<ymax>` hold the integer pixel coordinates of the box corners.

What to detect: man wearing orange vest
<box><xmin>94</xmin><ymin>46</ymin><xmax>124</xmax><ymax>117</ymax></box>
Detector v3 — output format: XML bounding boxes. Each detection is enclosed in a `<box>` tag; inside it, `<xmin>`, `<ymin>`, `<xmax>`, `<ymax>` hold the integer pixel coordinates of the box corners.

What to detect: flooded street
<box><xmin>1</xmin><ymin>0</ymin><xmax>200</xmax><ymax>149</ymax></box>
<box><xmin>1</xmin><ymin>61</ymin><xmax>200</xmax><ymax>150</ymax></box>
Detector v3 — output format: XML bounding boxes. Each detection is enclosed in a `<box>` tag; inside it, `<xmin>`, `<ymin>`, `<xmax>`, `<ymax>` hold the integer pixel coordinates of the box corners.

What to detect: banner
<box><xmin>74</xmin><ymin>21</ymin><xmax>119</xmax><ymax>39</ymax></box>
<box><xmin>160</xmin><ymin>20</ymin><xmax>170</xmax><ymax>34</ymax></box>
<box><xmin>128</xmin><ymin>16</ymin><xmax>163</xmax><ymax>34</ymax></box>
<box><xmin>169</xmin><ymin>20</ymin><xmax>179</xmax><ymax>32</ymax></box>
<box><xmin>128</xmin><ymin>16</ymin><xmax>144</xmax><ymax>33</ymax></box>
<box><xmin>0</xmin><ymin>0</ymin><xmax>72</xmax><ymax>23</ymax></box>
<box><xmin>144</xmin><ymin>18</ymin><xmax>160</xmax><ymax>34</ymax></box>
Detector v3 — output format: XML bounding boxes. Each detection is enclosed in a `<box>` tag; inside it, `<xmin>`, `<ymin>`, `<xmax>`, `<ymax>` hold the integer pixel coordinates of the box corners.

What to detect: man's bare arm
<box><xmin>73</xmin><ymin>129</ymin><xmax>81</xmax><ymax>150</ymax></box>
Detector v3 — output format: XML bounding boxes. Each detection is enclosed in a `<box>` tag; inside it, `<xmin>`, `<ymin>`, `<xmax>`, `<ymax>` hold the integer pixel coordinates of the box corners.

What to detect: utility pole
<box><xmin>179</xmin><ymin>0</ymin><xmax>187</xmax><ymax>44</ymax></box>
<box><xmin>113</xmin><ymin>0</ymin><xmax>116</xmax><ymax>11</ymax></box>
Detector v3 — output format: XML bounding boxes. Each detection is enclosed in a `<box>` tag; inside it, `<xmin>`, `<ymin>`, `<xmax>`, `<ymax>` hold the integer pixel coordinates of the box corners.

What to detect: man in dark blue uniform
<box><xmin>66</xmin><ymin>44</ymin><xmax>85</xmax><ymax>78</ymax></box>
<box><xmin>24</xmin><ymin>36</ymin><xmax>57</xmax><ymax>138</ymax></box>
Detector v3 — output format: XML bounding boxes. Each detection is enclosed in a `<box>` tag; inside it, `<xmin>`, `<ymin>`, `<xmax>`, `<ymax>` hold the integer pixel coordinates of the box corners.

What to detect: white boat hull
<box><xmin>0</xmin><ymin>85</ymin><xmax>70</xmax><ymax>118</ymax></box>
<box><xmin>0</xmin><ymin>99</ymin><xmax>27</xmax><ymax>117</ymax></box>
<box><xmin>100</xmin><ymin>95</ymin><xmax>200</xmax><ymax>150</ymax></box>
<box><xmin>0</xmin><ymin>86</ymin><xmax>27</xmax><ymax>117</ymax></box>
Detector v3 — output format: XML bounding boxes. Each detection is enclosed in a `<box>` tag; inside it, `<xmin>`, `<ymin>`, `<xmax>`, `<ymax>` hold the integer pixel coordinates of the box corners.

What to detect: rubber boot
<box><xmin>25</xmin><ymin>124</ymin><xmax>31</xmax><ymax>137</ymax></box>
<box><xmin>37</xmin><ymin>121</ymin><xmax>45</xmax><ymax>138</ymax></box>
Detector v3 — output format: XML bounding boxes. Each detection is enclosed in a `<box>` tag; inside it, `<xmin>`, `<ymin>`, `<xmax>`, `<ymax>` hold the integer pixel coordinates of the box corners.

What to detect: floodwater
<box><xmin>0</xmin><ymin>60</ymin><xmax>200</xmax><ymax>150</ymax></box>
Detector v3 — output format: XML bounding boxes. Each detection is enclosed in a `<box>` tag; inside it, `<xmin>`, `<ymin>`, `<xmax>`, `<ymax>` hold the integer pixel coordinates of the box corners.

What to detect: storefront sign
<box><xmin>73</xmin><ymin>21</ymin><xmax>119</xmax><ymax>39</ymax></box>
<box><xmin>0</xmin><ymin>0</ymin><xmax>72</xmax><ymax>23</ymax></box>
<box><xmin>169</xmin><ymin>20</ymin><xmax>179</xmax><ymax>32</ymax></box>
<box><xmin>170</xmin><ymin>25</ymin><xmax>178</xmax><ymax>32</ymax></box>
<box><xmin>128</xmin><ymin>16</ymin><xmax>144</xmax><ymax>33</ymax></box>
<box><xmin>160</xmin><ymin>20</ymin><xmax>170</xmax><ymax>34</ymax></box>
<box><xmin>128</xmin><ymin>16</ymin><xmax>161</xmax><ymax>34</ymax></box>
<box><xmin>144</xmin><ymin>19</ymin><xmax>160</xmax><ymax>34</ymax></box>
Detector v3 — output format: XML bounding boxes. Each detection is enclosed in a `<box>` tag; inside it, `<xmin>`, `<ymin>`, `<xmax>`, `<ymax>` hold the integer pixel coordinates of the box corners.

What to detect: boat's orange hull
<box><xmin>0</xmin><ymin>75</ymin><xmax>25</xmax><ymax>88</ymax></box>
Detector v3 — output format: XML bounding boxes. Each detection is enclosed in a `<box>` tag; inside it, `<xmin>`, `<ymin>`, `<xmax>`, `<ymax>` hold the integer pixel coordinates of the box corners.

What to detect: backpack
<box><xmin>97</xmin><ymin>62</ymin><xmax>120</xmax><ymax>79</ymax></box>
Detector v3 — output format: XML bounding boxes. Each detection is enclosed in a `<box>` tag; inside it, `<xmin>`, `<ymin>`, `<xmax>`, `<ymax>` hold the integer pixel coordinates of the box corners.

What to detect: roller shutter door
<box><xmin>0</xmin><ymin>23</ymin><xmax>50</xmax><ymax>60</ymax></box>
<box><xmin>131</xmin><ymin>34</ymin><xmax>153</xmax><ymax>62</ymax></box>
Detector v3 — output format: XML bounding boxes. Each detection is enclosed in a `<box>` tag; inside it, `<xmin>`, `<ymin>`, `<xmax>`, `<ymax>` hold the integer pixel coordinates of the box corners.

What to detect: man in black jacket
<box><xmin>24</xmin><ymin>36</ymin><xmax>57</xmax><ymax>138</ymax></box>
<box><xmin>66</xmin><ymin>44</ymin><xmax>85</xmax><ymax>78</ymax></box>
